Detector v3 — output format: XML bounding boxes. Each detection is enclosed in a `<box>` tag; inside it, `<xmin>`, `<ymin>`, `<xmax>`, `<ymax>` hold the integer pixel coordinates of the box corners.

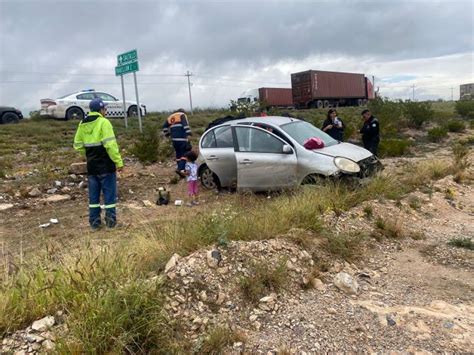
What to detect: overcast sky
<box><xmin>1</xmin><ymin>0</ymin><xmax>473</xmax><ymax>114</ymax></box>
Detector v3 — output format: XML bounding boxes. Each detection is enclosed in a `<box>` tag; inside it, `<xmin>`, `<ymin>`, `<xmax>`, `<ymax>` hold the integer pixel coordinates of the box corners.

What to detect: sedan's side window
<box><xmin>201</xmin><ymin>131</ymin><xmax>216</xmax><ymax>148</ymax></box>
<box><xmin>235</xmin><ymin>127</ymin><xmax>285</xmax><ymax>154</ymax></box>
<box><xmin>76</xmin><ymin>93</ymin><xmax>95</xmax><ymax>100</ymax></box>
<box><xmin>96</xmin><ymin>93</ymin><xmax>117</xmax><ymax>101</ymax></box>
<box><xmin>214</xmin><ymin>126</ymin><xmax>233</xmax><ymax>148</ymax></box>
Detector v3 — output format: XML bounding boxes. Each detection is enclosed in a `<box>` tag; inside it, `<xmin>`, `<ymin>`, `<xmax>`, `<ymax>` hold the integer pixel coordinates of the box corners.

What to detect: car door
<box><xmin>199</xmin><ymin>125</ymin><xmax>237</xmax><ymax>188</ymax></box>
<box><xmin>95</xmin><ymin>92</ymin><xmax>122</xmax><ymax>117</ymax></box>
<box><xmin>233</xmin><ymin>126</ymin><xmax>297</xmax><ymax>191</ymax></box>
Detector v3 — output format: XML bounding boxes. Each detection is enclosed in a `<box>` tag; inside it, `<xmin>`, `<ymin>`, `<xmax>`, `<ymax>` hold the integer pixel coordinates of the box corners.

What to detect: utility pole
<box><xmin>185</xmin><ymin>70</ymin><xmax>193</xmax><ymax>115</ymax></box>
<box><xmin>450</xmin><ymin>87</ymin><xmax>454</xmax><ymax>101</ymax></box>
<box><xmin>412</xmin><ymin>84</ymin><xmax>415</xmax><ymax>101</ymax></box>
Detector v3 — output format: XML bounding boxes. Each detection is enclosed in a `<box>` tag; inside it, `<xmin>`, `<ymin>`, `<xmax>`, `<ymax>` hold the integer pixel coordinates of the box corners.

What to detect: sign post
<box><xmin>115</xmin><ymin>49</ymin><xmax>142</xmax><ymax>133</ymax></box>
<box><xmin>120</xmin><ymin>75</ymin><xmax>127</xmax><ymax>129</ymax></box>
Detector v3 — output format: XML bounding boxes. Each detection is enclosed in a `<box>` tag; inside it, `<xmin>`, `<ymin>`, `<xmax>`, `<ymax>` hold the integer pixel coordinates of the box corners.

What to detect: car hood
<box><xmin>312</xmin><ymin>142</ymin><xmax>372</xmax><ymax>162</ymax></box>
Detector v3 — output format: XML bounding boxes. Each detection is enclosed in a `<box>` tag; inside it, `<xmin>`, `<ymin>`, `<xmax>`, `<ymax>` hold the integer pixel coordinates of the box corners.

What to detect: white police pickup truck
<box><xmin>40</xmin><ymin>89</ymin><xmax>146</xmax><ymax>120</ymax></box>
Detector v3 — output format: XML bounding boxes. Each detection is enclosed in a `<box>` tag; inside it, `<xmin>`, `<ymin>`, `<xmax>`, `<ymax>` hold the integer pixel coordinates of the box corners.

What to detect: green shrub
<box><xmin>448</xmin><ymin>237</ymin><xmax>474</xmax><ymax>250</ymax></box>
<box><xmin>455</xmin><ymin>100</ymin><xmax>474</xmax><ymax>118</ymax></box>
<box><xmin>368</xmin><ymin>97</ymin><xmax>404</xmax><ymax>137</ymax></box>
<box><xmin>445</xmin><ymin>120</ymin><xmax>465</xmax><ymax>132</ymax></box>
<box><xmin>404</xmin><ymin>101</ymin><xmax>434</xmax><ymax>128</ymax></box>
<box><xmin>325</xmin><ymin>232</ymin><xmax>365</xmax><ymax>261</ymax></box>
<box><xmin>129</xmin><ymin>125</ymin><xmax>172</xmax><ymax>164</ymax></box>
<box><xmin>379</xmin><ymin>139</ymin><xmax>411</xmax><ymax>157</ymax></box>
<box><xmin>427</xmin><ymin>127</ymin><xmax>448</xmax><ymax>142</ymax></box>
<box><xmin>239</xmin><ymin>259</ymin><xmax>288</xmax><ymax>303</ymax></box>
<box><xmin>199</xmin><ymin>326</ymin><xmax>245</xmax><ymax>355</ymax></box>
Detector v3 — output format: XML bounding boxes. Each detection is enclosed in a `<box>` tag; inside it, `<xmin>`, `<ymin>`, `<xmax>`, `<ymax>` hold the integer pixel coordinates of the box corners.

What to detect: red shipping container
<box><xmin>258</xmin><ymin>87</ymin><xmax>293</xmax><ymax>107</ymax></box>
<box><xmin>291</xmin><ymin>70</ymin><xmax>369</xmax><ymax>107</ymax></box>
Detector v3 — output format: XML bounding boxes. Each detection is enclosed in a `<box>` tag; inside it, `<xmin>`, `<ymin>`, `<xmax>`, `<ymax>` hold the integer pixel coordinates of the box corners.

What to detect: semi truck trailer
<box><xmin>291</xmin><ymin>70</ymin><xmax>375</xmax><ymax>109</ymax></box>
<box><xmin>237</xmin><ymin>87</ymin><xmax>293</xmax><ymax>108</ymax></box>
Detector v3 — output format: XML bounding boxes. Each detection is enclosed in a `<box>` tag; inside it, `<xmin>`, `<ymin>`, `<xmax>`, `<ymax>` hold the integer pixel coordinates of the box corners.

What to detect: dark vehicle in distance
<box><xmin>291</xmin><ymin>70</ymin><xmax>375</xmax><ymax>109</ymax></box>
<box><xmin>0</xmin><ymin>106</ymin><xmax>23</xmax><ymax>124</ymax></box>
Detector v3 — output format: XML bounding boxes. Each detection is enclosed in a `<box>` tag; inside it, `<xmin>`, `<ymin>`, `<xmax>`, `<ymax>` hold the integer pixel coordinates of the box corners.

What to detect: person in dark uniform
<box><xmin>162</xmin><ymin>108</ymin><xmax>192</xmax><ymax>177</ymax></box>
<box><xmin>322</xmin><ymin>109</ymin><xmax>345</xmax><ymax>141</ymax></box>
<box><xmin>360</xmin><ymin>109</ymin><xmax>380</xmax><ymax>155</ymax></box>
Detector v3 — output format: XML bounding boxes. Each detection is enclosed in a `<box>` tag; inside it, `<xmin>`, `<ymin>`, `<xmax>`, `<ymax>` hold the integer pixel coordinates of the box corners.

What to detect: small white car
<box><xmin>198</xmin><ymin>116</ymin><xmax>382</xmax><ymax>191</ymax></box>
<box><xmin>40</xmin><ymin>89</ymin><xmax>146</xmax><ymax>120</ymax></box>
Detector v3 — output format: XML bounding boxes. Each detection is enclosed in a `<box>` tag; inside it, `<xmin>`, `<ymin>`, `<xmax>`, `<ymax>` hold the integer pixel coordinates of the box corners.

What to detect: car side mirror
<box><xmin>282</xmin><ymin>144</ymin><xmax>293</xmax><ymax>154</ymax></box>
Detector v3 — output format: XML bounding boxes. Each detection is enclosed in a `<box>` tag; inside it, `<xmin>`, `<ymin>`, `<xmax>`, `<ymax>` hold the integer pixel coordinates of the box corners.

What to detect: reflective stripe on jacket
<box><xmin>73</xmin><ymin>112</ymin><xmax>123</xmax><ymax>175</ymax></box>
<box><xmin>162</xmin><ymin>112</ymin><xmax>192</xmax><ymax>141</ymax></box>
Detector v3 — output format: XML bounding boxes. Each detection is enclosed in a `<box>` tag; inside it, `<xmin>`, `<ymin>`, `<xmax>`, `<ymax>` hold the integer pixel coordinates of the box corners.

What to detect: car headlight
<box><xmin>334</xmin><ymin>157</ymin><xmax>360</xmax><ymax>174</ymax></box>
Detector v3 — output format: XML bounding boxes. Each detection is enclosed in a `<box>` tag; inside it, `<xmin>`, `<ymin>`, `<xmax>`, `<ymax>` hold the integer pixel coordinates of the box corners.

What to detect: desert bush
<box><xmin>452</xmin><ymin>143</ymin><xmax>471</xmax><ymax>170</ymax></box>
<box><xmin>0</xmin><ymin>246</ymin><xmax>185</xmax><ymax>353</ymax></box>
<box><xmin>445</xmin><ymin>120</ymin><xmax>465</xmax><ymax>132</ymax></box>
<box><xmin>368</xmin><ymin>97</ymin><xmax>404</xmax><ymax>136</ymax></box>
<box><xmin>379</xmin><ymin>138</ymin><xmax>411</xmax><ymax>157</ymax></box>
<box><xmin>129</xmin><ymin>125</ymin><xmax>172</xmax><ymax>163</ymax></box>
<box><xmin>374</xmin><ymin>217</ymin><xmax>405</xmax><ymax>239</ymax></box>
<box><xmin>404</xmin><ymin>101</ymin><xmax>434</xmax><ymax>128</ymax></box>
<box><xmin>239</xmin><ymin>259</ymin><xmax>288</xmax><ymax>303</ymax></box>
<box><xmin>455</xmin><ymin>100</ymin><xmax>474</xmax><ymax>118</ymax></box>
<box><xmin>448</xmin><ymin>237</ymin><xmax>474</xmax><ymax>250</ymax></box>
<box><xmin>325</xmin><ymin>232</ymin><xmax>365</xmax><ymax>261</ymax></box>
<box><xmin>198</xmin><ymin>326</ymin><xmax>245</xmax><ymax>355</ymax></box>
<box><xmin>427</xmin><ymin>126</ymin><xmax>448</xmax><ymax>142</ymax></box>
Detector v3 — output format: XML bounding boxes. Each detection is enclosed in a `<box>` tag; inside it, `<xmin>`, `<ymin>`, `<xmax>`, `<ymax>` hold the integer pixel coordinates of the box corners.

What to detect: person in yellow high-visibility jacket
<box><xmin>73</xmin><ymin>98</ymin><xmax>123</xmax><ymax>229</ymax></box>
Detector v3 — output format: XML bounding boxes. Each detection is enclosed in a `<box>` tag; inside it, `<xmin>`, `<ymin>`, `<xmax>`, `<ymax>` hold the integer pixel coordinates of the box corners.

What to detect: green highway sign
<box><xmin>115</xmin><ymin>61</ymin><xmax>139</xmax><ymax>76</ymax></box>
<box><xmin>117</xmin><ymin>49</ymin><xmax>138</xmax><ymax>66</ymax></box>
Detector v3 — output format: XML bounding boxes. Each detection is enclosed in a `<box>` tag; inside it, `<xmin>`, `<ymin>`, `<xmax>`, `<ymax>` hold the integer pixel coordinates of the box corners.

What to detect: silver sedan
<box><xmin>198</xmin><ymin>116</ymin><xmax>381</xmax><ymax>191</ymax></box>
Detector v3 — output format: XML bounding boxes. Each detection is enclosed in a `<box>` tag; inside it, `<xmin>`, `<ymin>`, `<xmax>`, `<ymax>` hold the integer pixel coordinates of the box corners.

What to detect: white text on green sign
<box><xmin>117</xmin><ymin>50</ymin><xmax>138</xmax><ymax>66</ymax></box>
<box><xmin>115</xmin><ymin>61</ymin><xmax>139</xmax><ymax>76</ymax></box>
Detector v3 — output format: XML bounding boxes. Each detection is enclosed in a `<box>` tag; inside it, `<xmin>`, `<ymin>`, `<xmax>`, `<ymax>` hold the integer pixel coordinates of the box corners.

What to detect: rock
<box><xmin>69</xmin><ymin>162</ymin><xmax>87</xmax><ymax>175</ymax></box>
<box><xmin>43</xmin><ymin>194</ymin><xmax>71</xmax><ymax>203</ymax></box>
<box><xmin>31</xmin><ymin>316</ymin><xmax>55</xmax><ymax>331</ymax></box>
<box><xmin>259</xmin><ymin>294</ymin><xmax>276</xmax><ymax>311</ymax></box>
<box><xmin>199</xmin><ymin>290</ymin><xmax>208</xmax><ymax>302</ymax></box>
<box><xmin>216</xmin><ymin>291</ymin><xmax>226</xmax><ymax>305</ymax></box>
<box><xmin>206</xmin><ymin>249</ymin><xmax>222</xmax><ymax>268</ymax></box>
<box><xmin>61</xmin><ymin>186</ymin><xmax>71</xmax><ymax>193</ymax></box>
<box><xmin>311</xmin><ymin>278</ymin><xmax>327</xmax><ymax>291</ymax></box>
<box><xmin>46</xmin><ymin>188</ymin><xmax>58</xmax><ymax>194</ymax></box>
<box><xmin>386</xmin><ymin>314</ymin><xmax>397</xmax><ymax>326</ymax></box>
<box><xmin>28</xmin><ymin>187</ymin><xmax>42</xmax><ymax>197</ymax></box>
<box><xmin>164</xmin><ymin>253</ymin><xmax>181</xmax><ymax>274</ymax></box>
<box><xmin>54</xmin><ymin>180</ymin><xmax>62</xmax><ymax>187</ymax></box>
<box><xmin>142</xmin><ymin>200</ymin><xmax>154</xmax><ymax>207</ymax></box>
<box><xmin>42</xmin><ymin>339</ymin><xmax>55</xmax><ymax>350</ymax></box>
<box><xmin>14</xmin><ymin>351</ymin><xmax>26</xmax><ymax>355</ymax></box>
<box><xmin>26</xmin><ymin>334</ymin><xmax>44</xmax><ymax>343</ymax></box>
<box><xmin>249</xmin><ymin>314</ymin><xmax>258</xmax><ymax>322</ymax></box>
<box><xmin>0</xmin><ymin>203</ymin><xmax>14</xmax><ymax>211</ymax></box>
<box><xmin>333</xmin><ymin>272</ymin><xmax>359</xmax><ymax>295</ymax></box>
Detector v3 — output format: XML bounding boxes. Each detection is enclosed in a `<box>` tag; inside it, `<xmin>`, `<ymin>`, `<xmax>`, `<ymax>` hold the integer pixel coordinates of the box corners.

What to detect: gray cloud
<box><xmin>0</xmin><ymin>0</ymin><xmax>473</xmax><ymax>113</ymax></box>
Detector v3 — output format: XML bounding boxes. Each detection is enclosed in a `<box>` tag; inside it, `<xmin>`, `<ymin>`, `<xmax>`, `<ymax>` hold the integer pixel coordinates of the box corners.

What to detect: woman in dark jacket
<box><xmin>322</xmin><ymin>109</ymin><xmax>345</xmax><ymax>141</ymax></box>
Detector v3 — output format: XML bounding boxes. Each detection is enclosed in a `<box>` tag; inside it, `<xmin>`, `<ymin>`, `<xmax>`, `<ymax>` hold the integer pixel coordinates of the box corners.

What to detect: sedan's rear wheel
<box><xmin>200</xmin><ymin>166</ymin><xmax>220</xmax><ymax>190</ymax></box>
<box><xmin>66</xmin><ymin>107</ymin><xmax>84</xmax><ymax>121</ymax></box>
<box><xmin>1</xmin><ymin>112</ymin><xmax>20</xmax><ymax>124</ymax></box>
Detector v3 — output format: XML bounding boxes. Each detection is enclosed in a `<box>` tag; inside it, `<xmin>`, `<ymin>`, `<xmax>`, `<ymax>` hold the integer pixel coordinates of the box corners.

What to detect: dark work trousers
<box><xmin>88</xmin><ymin>172</ymin><xmax>117</xmax><ymax>228</ymax></box>
<box><xmin>363</xmin><ymin>139</ymin><xmax>380</xmax><ymax>156</ymax></box>
<box><xmin>173</xmin><ymin>140</ymin><xmax>189</xmax><ymax>171</ymax></box>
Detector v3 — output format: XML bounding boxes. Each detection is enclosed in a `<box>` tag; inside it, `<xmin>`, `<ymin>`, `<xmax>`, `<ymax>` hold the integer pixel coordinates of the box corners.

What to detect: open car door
<box><xmin>233</xmin><ymin>126</ymin><xmax>297</xmax><ymax>191</ymax></box>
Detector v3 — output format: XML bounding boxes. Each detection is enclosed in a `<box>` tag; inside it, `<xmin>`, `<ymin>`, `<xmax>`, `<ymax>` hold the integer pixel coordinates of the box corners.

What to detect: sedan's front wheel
<box><xmin>200</xmin><ymin>166</ymin><xmax>220</xmax><ymax>190</ymax></box>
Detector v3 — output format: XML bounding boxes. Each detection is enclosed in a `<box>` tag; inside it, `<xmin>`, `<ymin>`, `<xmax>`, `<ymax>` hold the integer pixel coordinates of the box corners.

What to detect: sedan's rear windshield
<box><xmin>281</xmin><ymin>121</ymin><xmax>338</xmax><ymax>147</ymax></box>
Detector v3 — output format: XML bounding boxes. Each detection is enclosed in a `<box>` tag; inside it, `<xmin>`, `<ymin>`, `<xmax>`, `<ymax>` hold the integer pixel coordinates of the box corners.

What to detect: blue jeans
<box><xmin>173</xmin><ymin>140</ymin><xmax>189</xmax><ymax>171</ymax></box>
<box><xmin>88</xmin><ymin>173</ymin><xmax>117</xmax><ymax>228</ymax></box>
